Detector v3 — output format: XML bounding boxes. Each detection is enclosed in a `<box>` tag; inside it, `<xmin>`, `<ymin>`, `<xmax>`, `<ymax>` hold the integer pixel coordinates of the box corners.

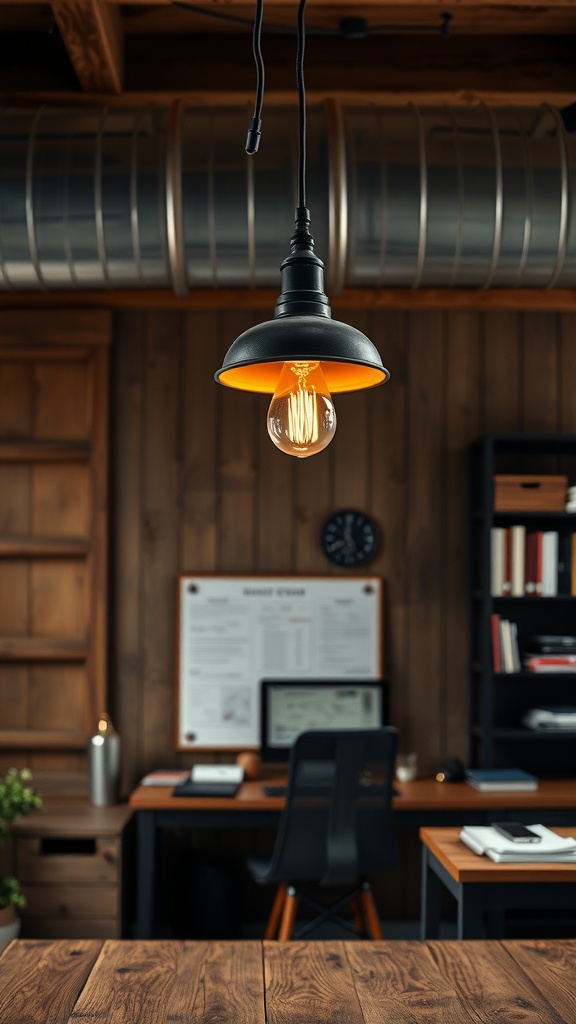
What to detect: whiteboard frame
<box><xmin>175</xmin><ymin>574</ymin><xmax>384</xmax><ymax>751</ymax></box>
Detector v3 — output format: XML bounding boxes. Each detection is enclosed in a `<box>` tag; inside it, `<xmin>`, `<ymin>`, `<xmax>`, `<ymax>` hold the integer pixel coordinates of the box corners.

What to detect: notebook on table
<box><xmin>172</xmin><ymin>764</ymin><xmax>244</xmax><ymax>798</ymax></box>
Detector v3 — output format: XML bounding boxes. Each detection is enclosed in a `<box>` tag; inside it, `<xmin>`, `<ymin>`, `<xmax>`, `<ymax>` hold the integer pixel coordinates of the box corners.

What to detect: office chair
<box><xmin>246</xmin><ymin>727</ymin><xmax>398</xmax><ymax>940</ymax></box>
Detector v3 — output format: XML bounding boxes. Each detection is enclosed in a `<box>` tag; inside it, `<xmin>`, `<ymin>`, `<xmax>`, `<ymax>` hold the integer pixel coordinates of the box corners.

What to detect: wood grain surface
<box><xmin>420</xmin><ymin>826</ymin><xmax>576</xmax><ymax>883</ymax></box>
<box><xmin>1</xmin><ymin>939</ymin><xmax>575</xmax><ymax>1024</ymax></box>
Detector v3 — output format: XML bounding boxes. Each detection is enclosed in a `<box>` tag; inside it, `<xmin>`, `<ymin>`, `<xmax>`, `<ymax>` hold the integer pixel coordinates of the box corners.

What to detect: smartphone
<box><xmin>491</xmin><ymin>821</ymin><xmax>541</xmax><ymax>843</ymax></box>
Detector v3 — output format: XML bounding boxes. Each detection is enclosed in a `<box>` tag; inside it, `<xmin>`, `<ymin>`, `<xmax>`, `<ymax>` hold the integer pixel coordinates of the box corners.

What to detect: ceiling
<box><xmin>1</xmin><ymin>1</ymin><xmax>575</xmax><ymax>103</ymax></box>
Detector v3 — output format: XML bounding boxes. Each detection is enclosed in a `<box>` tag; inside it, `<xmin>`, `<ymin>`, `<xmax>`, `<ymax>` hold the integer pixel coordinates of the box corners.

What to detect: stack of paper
<box><xmin>460</xmin><ymin>824</ymin><xmax>576</xmax><ymax>862</ymax></box>
<box><xmin>522</xmin><ymin>706</ymin><xmax>576</xmax><ymax>730</ymax></box>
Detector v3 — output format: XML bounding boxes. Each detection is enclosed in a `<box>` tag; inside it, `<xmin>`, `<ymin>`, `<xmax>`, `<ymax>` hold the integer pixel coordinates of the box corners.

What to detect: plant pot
<box><xmin>0</xmin><ymin>903</ymin><xmax>21</xmax><ymax>945</ymax></box>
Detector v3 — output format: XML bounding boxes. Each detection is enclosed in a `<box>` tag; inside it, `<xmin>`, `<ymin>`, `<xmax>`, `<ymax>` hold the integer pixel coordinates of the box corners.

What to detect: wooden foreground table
<box><xmin>1</xmin><ymin>938</ymin><xmax>576</xmax><ymax>1023</ymax></box>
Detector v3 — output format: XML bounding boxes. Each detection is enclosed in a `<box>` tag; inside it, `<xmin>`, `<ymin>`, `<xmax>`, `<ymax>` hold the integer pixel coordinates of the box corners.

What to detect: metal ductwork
<box><xmin>0</xmin><ymin>102</ymin><xmax>574</xmax><ymax>294</ymax></box>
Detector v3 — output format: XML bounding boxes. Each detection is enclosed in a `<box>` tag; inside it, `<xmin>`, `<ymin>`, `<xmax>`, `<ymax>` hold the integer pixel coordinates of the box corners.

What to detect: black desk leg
<box><xmin>457</xmin><ymin>883</ymin><xmax>485</xmax><ymax>940</ymax></box>
<box><xmin>134</xmin><ymin>810</ymin><xmax>156</xmax><ymax>938</ymax></box>
<box><xmin>420</xmin><ymin>847</ymin><xmax>443</xmax><ymax>940</ymax></box>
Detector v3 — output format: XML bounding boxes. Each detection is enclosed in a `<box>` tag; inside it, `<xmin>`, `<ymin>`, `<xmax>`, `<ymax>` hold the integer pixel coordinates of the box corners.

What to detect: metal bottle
<box><xmin>89</xmin><ymin>713</ymin><xmax>121</xmax><ymax>806</ymax></box>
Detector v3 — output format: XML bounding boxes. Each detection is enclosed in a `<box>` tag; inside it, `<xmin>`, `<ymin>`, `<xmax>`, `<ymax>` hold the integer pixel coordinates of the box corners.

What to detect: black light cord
<box><xmin>245</xmin><ymin>0</ymin><xmax>308</xmax><ymax>219</ymax></box>
<box><xmin>296</xmin><ymin>0</ymin><xmax>307</xmax><ymax>210</ymax></box>
<box><xmin>245</xmin><ymin>0</ymin><xmax>264</xmax><ymax>153</ymax></box>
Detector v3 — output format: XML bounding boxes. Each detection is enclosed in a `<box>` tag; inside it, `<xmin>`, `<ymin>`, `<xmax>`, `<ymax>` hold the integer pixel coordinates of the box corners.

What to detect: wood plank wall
<box><xmin>112</xmin><ymin>307</ymin><xmax>576</xmax><ymax>793</ymax></box>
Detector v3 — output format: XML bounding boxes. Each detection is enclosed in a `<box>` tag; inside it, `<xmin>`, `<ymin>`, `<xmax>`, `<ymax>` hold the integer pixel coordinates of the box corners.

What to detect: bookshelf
<box><xmin>469</xmin><ymin>434</ymin><xmax>576</xmax><ymax>777</ymax></box>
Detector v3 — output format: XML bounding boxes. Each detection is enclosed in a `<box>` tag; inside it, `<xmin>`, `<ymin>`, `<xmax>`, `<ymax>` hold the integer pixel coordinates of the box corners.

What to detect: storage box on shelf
<box><xmin>470</xmin><ymin>434</ymin><xmax>576</xmax><ymax>778</ymax></box>
<box><xmin>493</xmin><ymin>475</ymin><xmax>568</xmax><ymax>512</ymax></box>
<box><xmin>14</xmin><ymin>802</ymin><xmax>133</xmax><ymax>939</ymax></box>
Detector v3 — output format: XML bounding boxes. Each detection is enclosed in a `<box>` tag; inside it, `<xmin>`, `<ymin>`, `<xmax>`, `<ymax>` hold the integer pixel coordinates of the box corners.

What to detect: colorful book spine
<box><xmin>491</xmin><ymin>613</ymin><xmax>502</xmax><ymax>672</ymax></box>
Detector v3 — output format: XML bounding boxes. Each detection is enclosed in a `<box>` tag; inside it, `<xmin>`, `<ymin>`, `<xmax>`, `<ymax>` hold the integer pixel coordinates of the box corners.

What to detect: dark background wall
<box><xmin>111</xmin><ymin>307</ymin><xmax>576</xmax><ymax>792</ymax></box>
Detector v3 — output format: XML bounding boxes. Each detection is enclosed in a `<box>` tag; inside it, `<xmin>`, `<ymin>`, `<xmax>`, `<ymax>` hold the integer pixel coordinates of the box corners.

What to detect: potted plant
<box><xmin>0</xmin><ymin>768</ymin><xmax>42</xmax><ymax>943</ymax></box>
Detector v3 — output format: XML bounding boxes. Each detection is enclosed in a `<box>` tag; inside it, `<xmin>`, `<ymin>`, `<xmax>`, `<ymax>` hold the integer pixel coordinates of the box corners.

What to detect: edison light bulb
<box><xmin>267</xmin><ymin>361</ymin><xmax>336</xmax><ymax>458</ymax></box>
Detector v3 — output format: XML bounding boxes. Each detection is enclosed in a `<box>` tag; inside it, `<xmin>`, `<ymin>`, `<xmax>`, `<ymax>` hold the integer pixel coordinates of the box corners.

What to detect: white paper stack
<box><xmin>460</xmin><ymin>824</ymin><xmax>576</xmax><ymax>862</ymax></box>
<box><xmin>522</xmin><ymin>706</ymin><xmax>576</xmax><ymax>730</ymax></box>
<box><xmin>191</xmin><ymin>764</ymin><xmax>244</xmax><ymax>784</ymax></box>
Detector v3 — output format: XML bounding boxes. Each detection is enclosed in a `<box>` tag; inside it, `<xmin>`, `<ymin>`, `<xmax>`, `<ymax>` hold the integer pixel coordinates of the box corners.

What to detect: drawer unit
<box><xmin>15</xmin><ymin>802</ymin><xmax>133</xmax><ymax>940</ymax></box>
<box><xmin>17</xmin><ymin>836</ymin><xmax>120</xmax><ymax>883</ymax></box>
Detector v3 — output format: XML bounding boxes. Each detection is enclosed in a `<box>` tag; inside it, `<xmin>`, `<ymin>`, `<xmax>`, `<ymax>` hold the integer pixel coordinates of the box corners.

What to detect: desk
<box><xmin>420</xmin><ymin>826</ymin><xmax>576</xmax><ymax>940</ymax></box>
<box><xmin>2</xmin><ymin>937</ymin><xmax>576</xmax><ymax>1023</ymax></box>
<box><xmin>129</xmin><ymin>777</ymin><xmax>576</xmax><ymax>938</ymax></box>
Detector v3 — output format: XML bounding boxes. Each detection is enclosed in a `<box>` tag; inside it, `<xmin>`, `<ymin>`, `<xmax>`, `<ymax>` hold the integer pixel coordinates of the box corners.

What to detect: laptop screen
<box><xmin>259</xmin><ymin>678</ymin><xmax>388</xmax><ymax>763</ymax></box>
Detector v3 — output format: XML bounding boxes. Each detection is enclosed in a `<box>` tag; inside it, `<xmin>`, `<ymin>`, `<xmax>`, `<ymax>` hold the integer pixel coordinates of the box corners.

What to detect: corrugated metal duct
<box><xmin>0</xmin><ymin>102</ymin><xmax>574</xmax><ymax>294</ymax></box>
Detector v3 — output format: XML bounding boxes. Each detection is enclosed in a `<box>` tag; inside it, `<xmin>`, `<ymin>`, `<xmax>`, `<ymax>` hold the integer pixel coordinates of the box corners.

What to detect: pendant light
<box><xmin>215</xmin><ymin>0</ymin><xmax>389</xmax><ymax>458</ymax></box>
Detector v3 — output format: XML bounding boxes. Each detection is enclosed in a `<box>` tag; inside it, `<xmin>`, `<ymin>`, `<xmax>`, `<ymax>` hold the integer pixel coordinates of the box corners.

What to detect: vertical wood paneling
<box><xmin>256</xmin><ymin>396</ymin><xmax>295</xmax><ymax>572</ymax></box>
<box><xmin>294</xmin><ymin>451</ymin><xmax>332</xmax><ymax>573</ymax></box>
<box><xmin>218</xmin><ymin>312</ymin><xmax>259</xmax><ymax>572</ymax></box>
<box><xmin>141</xmin><ymin>313</ymin><xmax>181</xmax><ymax>771</ymax></box>
<box><xmin>522</xmin><ymin>312</ymin><xmax>559</xmax><ymax>432</ymax></box>
<box><xmin>113</xmin><ymin>311</ymin><xmax>146</xmax><ymax>788</ymax></box>
<box><xmin>482</xmin><ymin>313</ymin><xmax>521</xmax><ymax>432</ymax></box>
<box><xmin>331</xmin><ymin>312</ymin><xmax>371</xmax><ymax>513</ymax></box>
<box><xmin>559</xmin><ymin>315</ymin><xmax>576</xmax><ymax>432</ymax></box>
<box><xmin>369</xmin><ymin>311</ymin><xmax>408</xmax><ymax>728</ymax></box>
<box><xmin>180</xmin><ymin>313</ymin><xmax>219</xmax><ymax>572</ymax></box>
<box><xmin>444</xmin><ymin>311</ymin><xmax>482</xmax><ymax>762</ymax></box>
<box><xmin>404</xmin><ymin>312</ymin><xmax>445</xmax><ymax>768</ymax></box>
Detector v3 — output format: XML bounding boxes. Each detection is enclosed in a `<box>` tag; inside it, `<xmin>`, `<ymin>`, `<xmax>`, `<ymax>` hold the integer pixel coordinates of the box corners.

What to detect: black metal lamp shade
<box><xmin>215</xmin><ymin>213</ymin><xmax>389</xmax><ymax>394</ymax></box>
<box><xmin>215</xmin><ymin>315</ymin><xmax>389</xmax><ymax>394</ymax></box>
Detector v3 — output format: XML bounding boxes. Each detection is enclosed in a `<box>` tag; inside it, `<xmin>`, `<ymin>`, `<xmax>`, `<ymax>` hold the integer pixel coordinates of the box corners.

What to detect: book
<box><xmin>460</xmin><ymin>823</ymin><xmax>576</xmax><ymax>862</ymax></box>
<box><xmin>141</xmin><ymin>769</ymin><xmax>190</xmax><ymax>786</ymax></box>
<box><xmin>541</xmin><ymin>531</ymin><xmax>559</xmax><ymax>597</ymax></box>
<box><xmin>524</xmin><ymin>655</ymin><xmax>576</xmax><ymax>673</ymax></box>
<box><xmin>491</xmin><ymin>613</ymin><xmax>502</xmax><ymax>673</ymax></box>
<box><xmin>528</xmin><ymin>634</ymin><xmax>576</xmax><ymax>654</ymax></box>
<box><xmin>490</xmin><ymin>527</ymin><xmax>505</xmax><ymax>596</ymax></box>
<box><xmin>511</xmin><ymin>524</ymin><xmax>526</xmax><ymax>597</ymax></box>
<box><xmin>524</xmin><ymin>530</ymin><xmax>538</xmax><ymax>595</ymax></box>
<box><xmin>499</xmin><ymin>618</ymin><xmax>516</xmax><ymax>674</ymax></box>
<box><xmin>465</xmin><ymin>767</ymin><xmax>538</xmax><ymax>792</ymax></box>
<box><xmin>510</xmin><ymin>621</ymin><xmax>521</xmax><ymax>673</ymax></box>
<box><xmin>535</xmin><ymin>530</ymin><xmax>543</xmax><ymax>596</ymax></box>
<box><xmin>558</xmin><ymin>534</ymin><xmax>572</xmax><ymax>595</ymax></box>
<box><xmin>173</xmin><ymin>764</ymin><xmax>245</xmax><ymax>798</ymax></box>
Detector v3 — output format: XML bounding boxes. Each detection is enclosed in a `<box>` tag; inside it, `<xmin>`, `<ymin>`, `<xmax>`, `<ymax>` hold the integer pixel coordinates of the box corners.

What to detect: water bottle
<box><xmin>89</xmin><ymin>713</ymin><xmax>121</xmax><ymax>806</ymax></box>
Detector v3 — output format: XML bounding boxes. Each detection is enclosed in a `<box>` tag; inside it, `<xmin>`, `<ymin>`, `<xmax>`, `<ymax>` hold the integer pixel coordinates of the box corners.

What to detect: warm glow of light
<box><xmin>267</xmin><ymin>361</ymin><xmax>337</xmax><ymax>457</ymax></box>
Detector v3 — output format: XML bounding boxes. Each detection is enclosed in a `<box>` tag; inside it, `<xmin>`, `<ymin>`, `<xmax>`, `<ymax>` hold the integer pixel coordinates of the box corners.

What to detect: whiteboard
<box><xmin>176</xmin><ymin>575</ymin><xmax>383</xmax><ymax>750</ymax></box>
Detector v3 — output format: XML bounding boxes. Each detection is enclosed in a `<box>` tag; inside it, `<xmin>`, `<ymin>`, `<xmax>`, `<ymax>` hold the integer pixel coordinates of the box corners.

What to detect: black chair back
<box><xmin>264</xmin><ymin>727</ymin><xmax>398</xmax><ymax>887</ymax></box>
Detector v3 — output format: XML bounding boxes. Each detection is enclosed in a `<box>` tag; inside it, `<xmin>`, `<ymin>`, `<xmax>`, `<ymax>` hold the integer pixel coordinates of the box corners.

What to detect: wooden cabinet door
<box><xmin>0</xmin><ymin>311</ymin><xmax>111</xmax><ymax>783</ymax></box>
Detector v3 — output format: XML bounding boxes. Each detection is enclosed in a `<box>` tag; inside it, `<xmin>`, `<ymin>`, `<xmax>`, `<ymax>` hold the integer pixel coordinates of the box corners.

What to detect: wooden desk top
<box><xmin>13</xmin><ymin>800</ymin><xmax>134</xmax><ymax>835</ymax></box>
<box><xmin>2</xmin><ymin>938</ymin><xmax>576</xmax><ymax>1024</ymax></box>
<box><xmin>420</xmin><ymin>826</ymin><xmax>576</xmax><ymax>883</ymax></box>
<box><xmin>129</xmin><ymin>776</ymin><xmax>576</xmax><ymax>812</ymax></box>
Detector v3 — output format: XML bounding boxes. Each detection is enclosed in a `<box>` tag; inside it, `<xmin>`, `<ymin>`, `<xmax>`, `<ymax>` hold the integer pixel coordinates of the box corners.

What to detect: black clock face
<box><xmin>321</xmin><ymin>510</ymin><xmax>378</xmax><ymax>567</ymax></box>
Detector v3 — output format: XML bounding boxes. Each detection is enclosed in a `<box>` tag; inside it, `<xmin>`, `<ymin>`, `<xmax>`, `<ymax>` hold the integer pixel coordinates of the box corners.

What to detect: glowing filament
<box><xmin>267</xmin><ymin>361</ymin><xmax>337</xmax><ymax>458</ymax></box>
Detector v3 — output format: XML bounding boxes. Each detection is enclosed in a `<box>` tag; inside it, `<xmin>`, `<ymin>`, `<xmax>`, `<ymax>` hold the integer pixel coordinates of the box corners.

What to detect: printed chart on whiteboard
<box><xmin>176</xmin><ymin>575</ymin><xmax>383</xmax><ymax>749</ymax></box>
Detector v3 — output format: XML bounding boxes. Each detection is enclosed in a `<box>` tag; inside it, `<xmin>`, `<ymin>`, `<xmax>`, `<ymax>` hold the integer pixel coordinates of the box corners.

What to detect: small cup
<box><xmin>396</xmin><ymin>752</ymin><xmax>418</xmax><ymax>783</ymax></box>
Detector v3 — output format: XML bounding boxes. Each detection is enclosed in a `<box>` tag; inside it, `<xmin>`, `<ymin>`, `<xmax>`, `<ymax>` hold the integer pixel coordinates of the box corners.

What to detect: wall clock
<box><xmin>321</xmin><ymin>509</ymin><xmax>379</xmax><ymax>567</ymax></box>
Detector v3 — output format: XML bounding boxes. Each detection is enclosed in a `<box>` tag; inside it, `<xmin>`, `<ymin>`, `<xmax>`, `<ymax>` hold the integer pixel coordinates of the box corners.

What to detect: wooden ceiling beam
<box><xmin>50</xmin><ymin>0</ymin><xmax>124</xmax><ymax>93</ymax></box>
<box><xmin>118</xmin><ymin>33</ymin><xmax>576</xmax><ymax>98</ymax></box>
<box><xmin>115</xmin><ymin>0</ymin><xmax>576</xmax><ymax>7</ymax></box>
<box><xmin>1</xmin><ymin>288</ymin><xmax>576</xmax><ymax>312</ymax></box>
